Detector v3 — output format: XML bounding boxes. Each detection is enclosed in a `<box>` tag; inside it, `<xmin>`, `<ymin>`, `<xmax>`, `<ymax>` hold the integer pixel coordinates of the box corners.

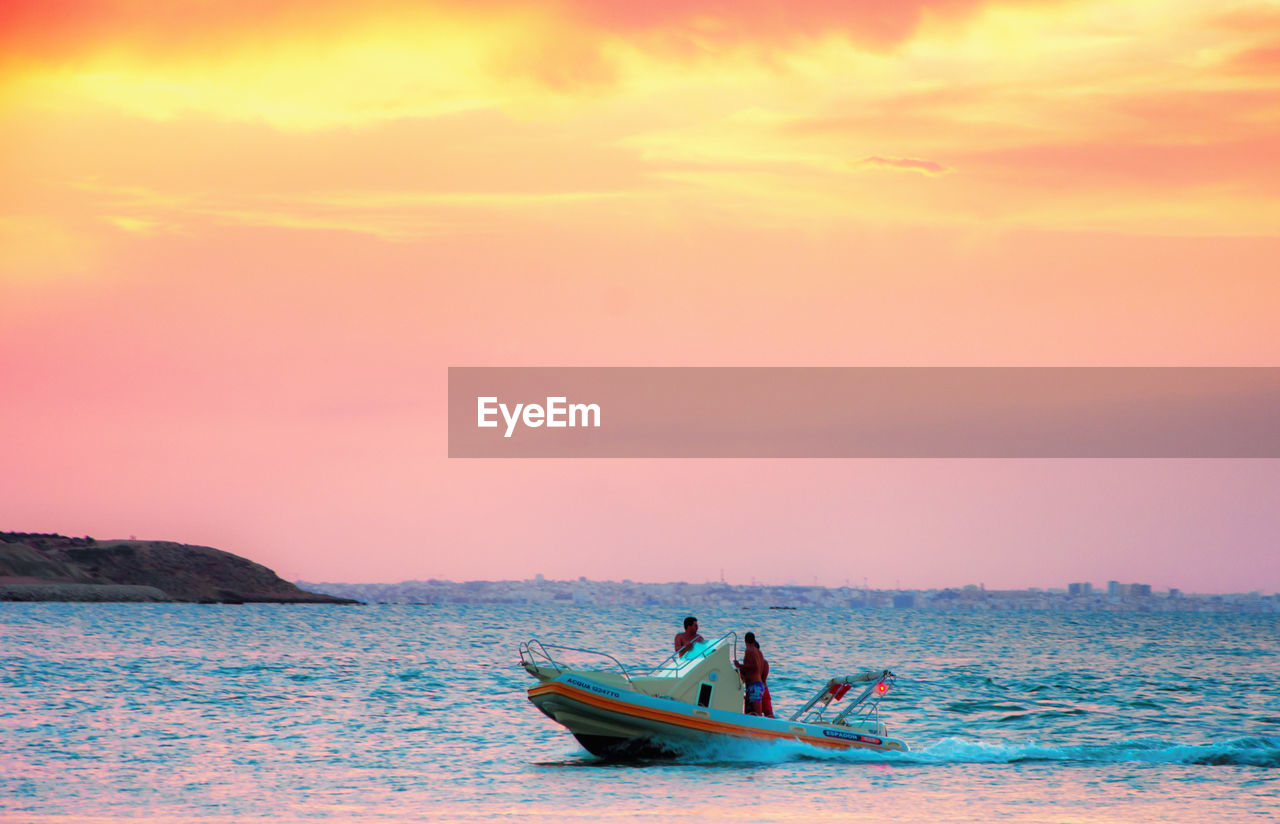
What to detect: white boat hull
<box><xmin>529</xmin><ymin>672</ymin><xmax>908</xmax><ymax>758</ymax></box>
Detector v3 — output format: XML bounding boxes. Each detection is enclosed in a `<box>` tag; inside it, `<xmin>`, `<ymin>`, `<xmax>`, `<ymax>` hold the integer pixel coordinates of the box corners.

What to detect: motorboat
<box><xmin>519</xmin><ymin>632</ymin><xmax>908</xmax><ymax>757</ymax></box>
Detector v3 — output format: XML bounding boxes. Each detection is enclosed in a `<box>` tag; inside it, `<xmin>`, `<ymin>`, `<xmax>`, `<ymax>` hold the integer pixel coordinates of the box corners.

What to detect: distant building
<box><xmin>1068</xmin><ymin>582</ymin><xmax>1094</xmax><ymax>596</ymax></box>
<box><xmin>1108</xmin><ymin>580</ymin><xmax>1121</xmax><ymax>596</ymax></box>
<box><xmin>1130</xmin><ymin>583</ymin><xmax>1151</xmax><ymax>597</ymax></box>
<box><xmin>892</xmin><ymin>593</ymin><xmax>916</xmax><ymax>608</ymax></box>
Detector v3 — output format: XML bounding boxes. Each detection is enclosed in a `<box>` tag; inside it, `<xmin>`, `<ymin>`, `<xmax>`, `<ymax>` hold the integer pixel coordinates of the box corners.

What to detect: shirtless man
<box><xmin>737</xmin><ymin>631</ymin><xmax>766</xmax><ymax>715</ymax></box>
<box><xmin>673</xmin><ymin>616</ymin><xmax>704</xmax><ymax>657</ymax></box>
<box><xmin>748</xmin><ymin>633</ymin><xmax>774</xmax><ymax>718</ymax></box>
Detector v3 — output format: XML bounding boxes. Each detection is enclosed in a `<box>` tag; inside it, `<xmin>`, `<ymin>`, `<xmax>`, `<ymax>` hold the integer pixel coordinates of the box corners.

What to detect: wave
<box><xmin>659</xmin><ymin>735</ymin><xmax>1280</xmax><ymax>768</ymax></box>
<box><xmin>904</xmin><ymin>735</ymin><xmax>1280</xmax><ymax>767</ymax></box>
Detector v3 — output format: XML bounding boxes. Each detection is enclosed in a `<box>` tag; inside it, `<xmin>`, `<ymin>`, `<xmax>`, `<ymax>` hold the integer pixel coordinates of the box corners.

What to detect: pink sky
<box><xmin>2</xmin><ymin>0</ymin><xmax>1279</xmax><ymax>591</ymax></box>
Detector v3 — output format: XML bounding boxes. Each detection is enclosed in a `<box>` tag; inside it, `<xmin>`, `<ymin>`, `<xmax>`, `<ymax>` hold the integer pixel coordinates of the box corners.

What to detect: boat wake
<box><xmin>623</xmin><ymin>734</ymin><xmax>1280</xmax><ymax>768</ymax></box>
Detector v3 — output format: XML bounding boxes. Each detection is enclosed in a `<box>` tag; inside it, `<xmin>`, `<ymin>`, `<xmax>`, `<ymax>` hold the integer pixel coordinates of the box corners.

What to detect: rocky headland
<box><xmin>0</xmin><ymin>532</ymin><xmax>357</xmax><ymax>604</ymax></box>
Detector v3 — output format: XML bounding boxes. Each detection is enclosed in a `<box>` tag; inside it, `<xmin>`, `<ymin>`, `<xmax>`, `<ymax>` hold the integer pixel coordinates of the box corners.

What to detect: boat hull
<box><xmin>572</xmin><ymin>733</ymin><xmax>677</xmax><ymax>759</ymax></box>
<box><xmin>528</xmin><ymin>673</ymin><xmax>907</xmax><ymax>758</ymax></box>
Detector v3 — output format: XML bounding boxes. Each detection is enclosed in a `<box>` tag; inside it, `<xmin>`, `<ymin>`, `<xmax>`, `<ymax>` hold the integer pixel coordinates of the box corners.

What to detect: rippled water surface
<box><xmin>2</xmin><ymin>604</ymin><xmax>1277</xmax><ymax>823</ymax></box>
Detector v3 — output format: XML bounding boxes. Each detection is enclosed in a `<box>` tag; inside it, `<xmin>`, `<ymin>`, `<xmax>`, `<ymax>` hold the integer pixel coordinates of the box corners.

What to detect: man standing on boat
<box><xmin>674</xmin><ymin>616</ymin><xmax>704</xmax><ymax>657</ymax></box>
<box><xmin>749</xmin><ymin>634</ymin><xmax>775</xmax><ymax>718</ymax></box>
<box><xmin>737</xmin><ymin>631</ymin><xmax>766</xmax><ymax>715</ymax></box>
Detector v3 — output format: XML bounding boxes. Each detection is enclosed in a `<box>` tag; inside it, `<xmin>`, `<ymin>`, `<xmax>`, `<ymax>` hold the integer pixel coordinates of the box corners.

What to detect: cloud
<box><xmin>1223</xmin><ymin>44</ymin><xmax>1280</xmax><ymax>75</ymax></box>
<box><xmin>0</xmin><ymin>0</ymin><xmax>989</xmax><ymax>63</ymax></box>
<box><xmin>103</xmin><ymin>215</ymin><xmax>161</xmax><ymax>235</ymax></box>
<box><xmin>1208</xmin><ymin>5</ymin><xmax>1280</xmax><ymax>36</ymax></box>
<box><xmin>72</xmin><ymin>179</ymin><xmax>641</xmax><ymax>242</ymax></box>
<box><xmin>855</xmin><ymin>156</ymin><xmax>952</xmax><ymax>175</ymax></box>
<box><xmin>565</xmin><ymin>0</ymin><xmax>990</xmax><ymax>52</ymax></box>
<box><xmin>955</xmin><ymin>137</ymin><xmax>1280</xmax><ymax>193</ymax></box>
<box><xmin>4</xmin><ymin>0</ymin><xmax>1279</xmax><ymax>246</ymax></box>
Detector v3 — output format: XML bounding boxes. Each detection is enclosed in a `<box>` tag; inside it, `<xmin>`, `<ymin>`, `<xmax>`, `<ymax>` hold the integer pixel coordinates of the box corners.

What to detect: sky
<box><xmin>2</xmin><ymin>0</ymin><xmax>1279</xmax><ymax>593</ymax></box>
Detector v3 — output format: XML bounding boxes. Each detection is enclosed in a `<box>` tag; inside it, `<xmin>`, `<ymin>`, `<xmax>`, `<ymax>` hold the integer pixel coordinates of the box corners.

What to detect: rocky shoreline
<box><xmin>0</xmin><ymin>532</ymin><xmax>359</xmax><ymax>604</ymax></box>
<box><xmin>0</xmin><ymin>583</ymin><xmax>172</xmax><ymax>602</ymax></box>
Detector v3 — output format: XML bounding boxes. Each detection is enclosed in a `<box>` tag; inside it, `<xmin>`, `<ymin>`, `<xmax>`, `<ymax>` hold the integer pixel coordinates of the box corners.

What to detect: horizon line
<box><xmin>294</xmin><ymin>577</ymin><xmax>1275</xmax><ymax>598</ymax></box>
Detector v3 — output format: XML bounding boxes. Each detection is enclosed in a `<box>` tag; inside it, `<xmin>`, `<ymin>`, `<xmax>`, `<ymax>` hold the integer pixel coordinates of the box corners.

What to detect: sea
<box><xmin>1</xmin><ymin>603</ymin><xmax>1277</xmax><ymax>823</ymax></box>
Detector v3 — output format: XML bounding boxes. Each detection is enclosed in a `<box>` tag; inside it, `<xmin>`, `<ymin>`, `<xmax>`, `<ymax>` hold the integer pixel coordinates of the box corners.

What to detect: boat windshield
<box><xmin>648</xmin><ymin>635</ymin><xmax>730</xmax><ymax>678</ymax></box>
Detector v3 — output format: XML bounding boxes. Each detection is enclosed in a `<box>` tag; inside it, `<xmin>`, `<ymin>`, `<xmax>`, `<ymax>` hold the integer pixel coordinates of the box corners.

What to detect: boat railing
<box><xmin>519</xmin><ymin>638</ymin><xmax>636</xmax><ymax>683</ymax></box>
<box><xmin>520</xmin><ymin>631</ymin><xmax>738</xmax><ymax>684</ymax></box>
<box><xmin>643</xmin><ymin>631</ymin><xmax>738</xmax><ymax>678</ymax></box>
<box><xmin>790</xmin><ymin>670</ymin><xmax>896</xmax><ymax>728</ymax></box>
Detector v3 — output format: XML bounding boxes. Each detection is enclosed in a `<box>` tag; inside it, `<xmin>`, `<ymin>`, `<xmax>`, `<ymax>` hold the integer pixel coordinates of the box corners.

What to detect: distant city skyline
<box><xmin>303</xmin><ymin>572</ymin><xmax>1271</xmax><ymax>598</ymax></box>
<box><xmin>299</xmin><ymin>576</ymin><xmax>1280</xmax><ymax>610</ymax></box>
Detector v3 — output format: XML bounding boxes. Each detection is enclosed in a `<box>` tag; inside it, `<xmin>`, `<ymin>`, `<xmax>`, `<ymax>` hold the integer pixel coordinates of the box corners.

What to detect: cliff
<box><xmin>0</xmin><ymin>532</ymin><xmax>358</xmax><ymax>604</ymax></box>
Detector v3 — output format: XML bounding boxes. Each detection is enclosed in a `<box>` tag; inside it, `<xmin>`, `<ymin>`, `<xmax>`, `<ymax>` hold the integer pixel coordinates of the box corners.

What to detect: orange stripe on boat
<box><xmin>528</xmin><ymin>680</ymin><xmax>890</xmax><ymax>751</ymax></box>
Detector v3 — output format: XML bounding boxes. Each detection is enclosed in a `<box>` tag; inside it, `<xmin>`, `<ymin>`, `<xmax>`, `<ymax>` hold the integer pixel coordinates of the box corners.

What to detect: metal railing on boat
<box><xmin>789</xmin><ymin>670</ymin><xmax>896</xmax><ymax>728</ymax></box>
<box><xmin>644</xmin><ymin>631</ymin><xmax>738</xmax><ymax>677</ymax></box>
<box><xmin>519</xmin><ymin>639</ymin><xmax>635</xmax><ymax>682</ymax></box>
<box><xmin>519</xmin><ymin>632</ymin><xmax>740</xmax><ymax>684</ymax></box>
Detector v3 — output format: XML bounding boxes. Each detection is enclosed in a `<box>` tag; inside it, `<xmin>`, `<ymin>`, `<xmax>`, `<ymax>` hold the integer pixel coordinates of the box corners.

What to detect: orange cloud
<box><xmin>564</xmin><ymin>0</ymin><xmax>992</xmax><ymax>51</ymax></box>
<box><xmin>0</xmin><ymin>0</ymin><xmax>991</xmax><ymax>62</ymax></box>
<box><xmin>1223</xmin><ymin>44</ymin><xmax>1280</xmax><ymax>74</ymax></box>
<box><xmin>3</xmin><ymin>0</ymin><xmax>1279</xmax><ymax>268</ymax></box>
<box><xmin>856</xmin><ymin>156</ymin><xmax>951</xmax><ymax>175</ymax></box>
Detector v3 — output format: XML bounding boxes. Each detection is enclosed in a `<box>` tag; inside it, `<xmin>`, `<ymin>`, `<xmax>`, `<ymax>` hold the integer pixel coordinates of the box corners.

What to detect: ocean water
<box><xmin>1</xmin><ymin>603</ymin><xmax>1277</xmax><ymax>823</ymax></box>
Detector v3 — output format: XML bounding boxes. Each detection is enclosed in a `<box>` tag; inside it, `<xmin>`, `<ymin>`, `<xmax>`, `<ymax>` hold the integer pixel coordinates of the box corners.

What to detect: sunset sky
<box><xmin>3</xmin><ymin>0</ymin><xmax>1279</xmax><ymax>592</ymax></box>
